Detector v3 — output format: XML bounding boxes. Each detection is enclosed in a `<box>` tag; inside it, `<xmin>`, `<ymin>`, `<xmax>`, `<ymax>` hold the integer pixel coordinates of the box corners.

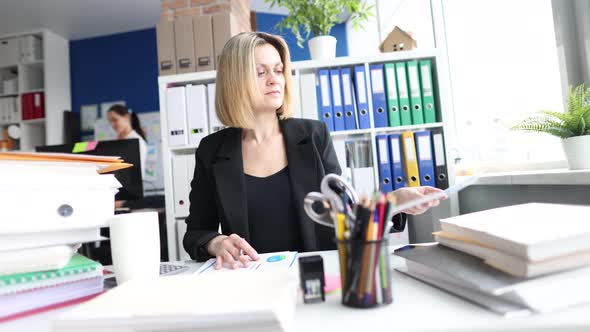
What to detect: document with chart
<box><xmin>195</xmin><ymin>251</ymin><xmax>298</xmax><ymax>275</ymax></box>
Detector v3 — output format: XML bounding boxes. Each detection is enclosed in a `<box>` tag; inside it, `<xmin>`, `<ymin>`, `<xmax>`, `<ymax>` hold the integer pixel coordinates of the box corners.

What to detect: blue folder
<box><xmin>330</xmin><ymin>69</ymin><xmax>345</xmax><ymax>131</ymax></box>
<box><xmin>387</xmin><ymin>133</ymin><xmax>406</xmax><ymax>190</ymax></box>
<box><xmin>316</xmin><ymin>69</ymin><xmax>334</xmax><ymax>131</ymax></box>
<box><xmin>340</xmin><ymin>68</ymin><xmax>357</xmax><ymax>130</ymax></box>
<box><xmin>414</xmin><ymin>130</ymin><xmax>436</xmax><ymax>187</ymax></box>
<box><xmin>376</xmin><ymin>134</ymin><xmax>393</xmax><ymax>193</ymax></box>
<box><xmin>369</xmin><ymin>63</ymin><xmax>388</xmax><ymax>127</ymax></box>
<box><xmin>353</xmin><ymin>65</ymin><xmax>371</xmax><ymax>129</ymax></box>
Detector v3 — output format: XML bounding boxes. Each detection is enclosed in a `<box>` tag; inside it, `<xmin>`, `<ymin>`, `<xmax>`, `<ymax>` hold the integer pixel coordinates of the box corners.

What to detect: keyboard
<box><xmin>160</xmin><ymin>263</ymin><xmax>189</xmax><ymax>276</ymax></box>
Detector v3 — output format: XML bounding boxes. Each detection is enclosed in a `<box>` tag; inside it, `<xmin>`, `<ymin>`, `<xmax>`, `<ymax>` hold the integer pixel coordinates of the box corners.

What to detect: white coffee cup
<box><xmin>109</xmin><ymin>212</ymin><xmax>160</xmax><ymax>285</ymax></box>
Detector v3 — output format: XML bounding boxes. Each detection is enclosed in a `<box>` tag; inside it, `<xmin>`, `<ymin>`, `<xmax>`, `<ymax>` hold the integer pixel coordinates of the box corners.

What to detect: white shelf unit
<box><xmin>0</xmin><ymin>29</ymin><xmax>71</xmax><ymax>151</ymax></box>
<box><xmin>158</xmin><ymin>49</ymin><xmax>457</xmax><ymax>261</ymax></box>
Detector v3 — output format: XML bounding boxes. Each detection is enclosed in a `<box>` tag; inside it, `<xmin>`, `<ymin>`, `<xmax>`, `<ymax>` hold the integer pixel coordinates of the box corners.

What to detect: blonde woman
<box><xmin>183</xmin><ymin>32</ymin><xmax>443</xmax><ymax>268</ymax></box>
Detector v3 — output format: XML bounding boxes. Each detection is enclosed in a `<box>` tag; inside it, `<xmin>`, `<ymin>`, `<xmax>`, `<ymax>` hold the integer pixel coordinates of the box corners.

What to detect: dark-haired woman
<box><xmin>107</xmin><ymin>104</ymin><xmax>147</xmax><ymax>178</ymax></box>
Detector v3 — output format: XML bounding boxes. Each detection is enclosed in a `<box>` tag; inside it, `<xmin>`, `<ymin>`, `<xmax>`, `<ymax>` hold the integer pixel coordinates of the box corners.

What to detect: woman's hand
<box><xmin>206</xmin><ymin>234</ymin><xmax>259</xmax><ymax>270</ymax></box>
<box><xmin>392</xmin><ymin>186</ymin><xmax>447</xmax><ymax>215</ymax></box>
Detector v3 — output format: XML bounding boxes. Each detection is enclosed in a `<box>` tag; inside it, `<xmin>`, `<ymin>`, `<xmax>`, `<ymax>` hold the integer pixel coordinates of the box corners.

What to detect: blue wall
<box><xmin>256</xmin><ymin>12</ymin><xmax>348</xmax><ymax>61</ymax></box>
<box><xmin>70</xmin><ymin>28</ymin><xmax>159</xmax><ymax>119</ymax></box>
<box><xmin>69</xmin><ymin>14</ymin><xmax>349</xmax><ymax>123</ymax></box>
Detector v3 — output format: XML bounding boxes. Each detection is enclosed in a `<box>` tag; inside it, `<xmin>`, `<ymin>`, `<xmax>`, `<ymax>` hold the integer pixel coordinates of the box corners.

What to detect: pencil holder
<box><xmin>337</xmin><ymin>238</ymin><xmax>392</xmax><ymax>308</ymax></box>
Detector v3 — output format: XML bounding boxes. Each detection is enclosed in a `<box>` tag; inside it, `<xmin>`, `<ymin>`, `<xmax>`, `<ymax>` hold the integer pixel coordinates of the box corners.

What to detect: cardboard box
<box><xmin>193</xmin><ymin>16</ymin><xmax>214</xmax><ymax>72</ymax></box>
<box><xmin>156</xmin><ymin>21</ymin><xmax>177</xmax><ymax>76</ymax></box>
<box><xmin>0</xmin><ymin>38</ymin><xmax>20</xmax><ymax>67</ymax></box>
<box><xmin>19</xmin><ymin>35</ymin><xmax>43</xmax><ymax>63</ymax></box>
<box><xmin>174</xmin><ymin>17</ymin><xmax>196</xmax><ymax>74</ymax></box>
<box><xmin>212</xmin><ymin>13</ymin><xmax>239</xmax><ymax>69</ymax></box>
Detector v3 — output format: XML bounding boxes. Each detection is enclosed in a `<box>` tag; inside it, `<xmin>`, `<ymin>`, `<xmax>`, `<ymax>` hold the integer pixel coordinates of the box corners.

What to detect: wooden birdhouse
<box><xmin>380</xmin><ymin>26</ymin><xmax>417</xmax><ymax>53</ymax></box>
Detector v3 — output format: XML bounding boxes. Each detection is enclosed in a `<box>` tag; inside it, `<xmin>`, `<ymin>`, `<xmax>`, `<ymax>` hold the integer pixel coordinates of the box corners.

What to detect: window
<box><xmin>442</xmin><ymin>0</ymin><xmax>565</xmax><ymax>167</ymax></box>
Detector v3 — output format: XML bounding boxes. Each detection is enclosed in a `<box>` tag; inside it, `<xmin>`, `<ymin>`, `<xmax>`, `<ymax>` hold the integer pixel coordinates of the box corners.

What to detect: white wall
<box><xmin>346</xmin><ymin>0</ymin><xmax>435</xmax><ymax>56</ymax></box>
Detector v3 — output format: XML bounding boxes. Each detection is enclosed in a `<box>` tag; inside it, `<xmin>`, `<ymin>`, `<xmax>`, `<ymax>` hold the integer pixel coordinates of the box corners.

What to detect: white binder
<box><xmin>185</xmin><ymin>84</ymin><xmax>209</xmax><ymax>146</ymax></box>
<box><xmin>299</xmin><ymin>72</ymin><xmax>319</xmax><ymax>120</ymax></box>
<box><xmin>172</xmin><ymin>155</ymin><xmax>190</xmax><ymax>218</ymax></box>
<box><xmin>206</xmin><ymin>83</ymin><xmax>224</xmax><ymax>133</ymax></box>
<box><xmin>166</xmin><ymin>86</ymin><xmax>188</xmax><ymax>147</ymax></box>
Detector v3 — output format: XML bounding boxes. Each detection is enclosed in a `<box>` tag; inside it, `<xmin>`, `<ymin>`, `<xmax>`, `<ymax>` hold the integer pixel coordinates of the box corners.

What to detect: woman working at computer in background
<box><xmin>184</xmin><ymin>32</ymin><xmax>444</xmax><ymax>269</ymax></box>
<box><xmin>107</xmin><ymin>104</ymin><xmax>147</xmax><ymax>177</ymax></box>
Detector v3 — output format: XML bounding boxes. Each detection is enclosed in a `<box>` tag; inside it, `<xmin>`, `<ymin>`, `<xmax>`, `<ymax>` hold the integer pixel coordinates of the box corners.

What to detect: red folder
<box><xmin>21</xmin><ymin>93</ymin><xmax>33</xmax><ymax>120</ymax></box>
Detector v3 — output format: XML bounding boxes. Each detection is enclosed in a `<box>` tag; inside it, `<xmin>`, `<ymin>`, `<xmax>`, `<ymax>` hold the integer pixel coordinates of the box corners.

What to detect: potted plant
<box><xmin>513</xmin><ymin>84</ymin><xmax>590</xmax><ymax>169</ymax></box>
<box><xmin>263</xmin><ymin>0</ymin><xmax>374</xmax><ymax>60</ymax></box>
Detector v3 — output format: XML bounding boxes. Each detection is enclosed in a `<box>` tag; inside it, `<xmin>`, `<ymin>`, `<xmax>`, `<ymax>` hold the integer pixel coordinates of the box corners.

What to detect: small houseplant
<box><xmin>263</xmin><ymin>0</ymin><xmax>374</xmax><ymax>60</ymax></box>
<box><xmin>513</xmin><ymin>84</ymin><xmax>590</xmax><ymax>169</ymax></box>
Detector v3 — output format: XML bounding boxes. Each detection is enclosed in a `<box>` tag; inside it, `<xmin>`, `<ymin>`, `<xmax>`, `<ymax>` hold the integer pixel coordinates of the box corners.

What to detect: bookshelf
<box><xmin>0</xmin><ymin>29</ymin><xmax>71</xmax><ymax>151</ymax></box>
<box><xmin>158</xmin><ymin>49</ymin><xmax>457</xmax><ymax>261</ymax></box>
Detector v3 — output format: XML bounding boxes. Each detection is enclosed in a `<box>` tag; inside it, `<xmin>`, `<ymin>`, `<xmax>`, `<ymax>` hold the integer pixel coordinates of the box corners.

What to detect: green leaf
<box><xmin>513</xmin><ymin>83</ymin><xmax>590</xmax><ymax>138</ymax></box>
<box><xmin>263</xmin><ymin>0</ymin><xmax>374</xmax><ymax>48</ymax></box>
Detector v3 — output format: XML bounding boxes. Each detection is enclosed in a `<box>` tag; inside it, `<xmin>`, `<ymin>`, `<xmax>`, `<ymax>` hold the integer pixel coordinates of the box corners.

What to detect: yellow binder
<box><xmin>401</xmin><ymin>132</ymin><xmax>421</xmax><ymax>187</ymax></box>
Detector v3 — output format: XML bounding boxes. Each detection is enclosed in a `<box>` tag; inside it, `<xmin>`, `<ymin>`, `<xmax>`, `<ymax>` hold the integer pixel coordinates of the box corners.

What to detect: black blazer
<box><xmin>183</xmin><ymin>118</ymin><xmax>342</xmax><ymax>261</ymax></box>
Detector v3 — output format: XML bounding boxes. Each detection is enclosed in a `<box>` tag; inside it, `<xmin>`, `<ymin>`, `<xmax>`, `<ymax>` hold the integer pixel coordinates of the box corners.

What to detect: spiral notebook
<box><xmin>0</xmin><ymin>254</ymin><xmax>103</xmax><ymax>295</ymax></box>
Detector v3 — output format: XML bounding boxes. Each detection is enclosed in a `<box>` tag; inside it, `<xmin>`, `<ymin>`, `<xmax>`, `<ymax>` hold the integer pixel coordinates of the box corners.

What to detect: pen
<box><xmin>336</xmin><ymin>212</ymin><xmax>347</xmax><ymax>287</ymax></box>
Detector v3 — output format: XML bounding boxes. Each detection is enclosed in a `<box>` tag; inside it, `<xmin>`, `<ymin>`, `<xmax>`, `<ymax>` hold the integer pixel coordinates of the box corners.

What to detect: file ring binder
<box><xmin>395</xmin><ymin>176</ymin><xmax>403</xmax><ymax>185</ymax></box>
<box><xmin>414</xmin><ymin>104</ymin><xmax>421</xmax><ymax>110</ymax></box>
<box><xmin>323</xmin><ymin>113</ymin><xmax>332</xmax><ymax>120</ymax></box>
<box><xmin>360</xmin><ymin>109</ymin><xmax>367</xmax><ymax>116</ymax></box>
<box><xmin>438</xmin><ymin>174</ymin><xmax>446</xmax><ymax>181</ymax></box>
<box><xmin>376</xmin><ymin>107</ymin><xmax>385</xmax><ymax>114</ymax></box>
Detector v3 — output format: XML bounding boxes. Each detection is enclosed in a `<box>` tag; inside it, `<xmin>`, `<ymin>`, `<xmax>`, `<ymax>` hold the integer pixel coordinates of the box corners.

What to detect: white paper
<box><xmin>389</xmin><ymin>174</ymin><xmax>481</xmax><ymax>217</ymax></box>
<box><xmin>195</xmin><ymin>251</ymin><xmax>298</xmax><ymax>275</ymax></box>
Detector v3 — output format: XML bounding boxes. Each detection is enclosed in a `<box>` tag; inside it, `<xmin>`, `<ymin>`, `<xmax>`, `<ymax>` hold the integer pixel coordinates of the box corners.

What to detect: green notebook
<box><xmin>0</xmin><ymin>254</ymin><xmax>101</xmax><ymax>289</ymax></box>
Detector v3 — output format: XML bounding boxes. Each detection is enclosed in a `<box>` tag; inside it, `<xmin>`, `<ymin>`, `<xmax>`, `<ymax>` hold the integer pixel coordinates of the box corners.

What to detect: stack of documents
<box><xmin>55</xmin><ymin>269</ymin><xmax>298</xmax><ymax>332</ymax></box>
<box><xmin>395</xmin><ymin>203</ymin><xmax>590</xmax><ymax>316</ymax></box>
<box><xmin>0</xmin><ymin>152</ymin><xmax>127</xmax><ymax>321</ymax></box>
<box><xmin>0</xmin><ymin>254</ymin><xmax>104</xmax><ymax>322</ymax></box>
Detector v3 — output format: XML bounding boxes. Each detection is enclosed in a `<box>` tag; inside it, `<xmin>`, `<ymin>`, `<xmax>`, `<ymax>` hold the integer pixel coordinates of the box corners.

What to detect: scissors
<box><xmin>303</xmin><ymin>174</ymin><xmax>359</xmax><ymax>229</ymax></box>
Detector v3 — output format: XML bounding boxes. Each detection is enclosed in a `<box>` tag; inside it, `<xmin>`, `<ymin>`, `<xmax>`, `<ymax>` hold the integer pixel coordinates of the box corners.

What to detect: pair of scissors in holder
<box><xmin>303</xmin><ymin>174</ymin><xmax>359</xmax><ymax>229</ymax></box>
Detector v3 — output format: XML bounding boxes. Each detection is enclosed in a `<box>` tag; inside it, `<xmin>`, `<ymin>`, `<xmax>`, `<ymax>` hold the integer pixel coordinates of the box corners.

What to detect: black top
<box><xmin>245</xmin><ymin>167</ymin><xmax>303</xmax><ymax>253</ymax></box>
<box><xmin>183</xmin><ymin>118</ymin><xmax>343</xmax><ymax>261</ymax></box>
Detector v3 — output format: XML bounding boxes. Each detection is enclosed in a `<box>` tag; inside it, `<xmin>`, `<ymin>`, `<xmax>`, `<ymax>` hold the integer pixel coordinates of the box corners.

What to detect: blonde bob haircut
<box><xmin>215</xmin><ymin>32</ymin><xmax>294</xmax><ymax>129</ymax></box>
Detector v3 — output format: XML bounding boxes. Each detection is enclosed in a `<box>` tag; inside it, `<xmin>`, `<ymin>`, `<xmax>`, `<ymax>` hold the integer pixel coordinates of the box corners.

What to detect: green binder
<box><xmin>395</xmin><ymin>62</ymin><xmax>412</xmax><ymax>126</ymax></box>
<box><xmin>419</xmin><ymin>60</ymin><xmax>437</xmax><ymax>123</ymax></box>
<box><xmin>406</xmin><ymin>60</ymin><xmax>424</xmax><ymax>125</ymax></box>
<box><xmin>384</xmin><ymin>63</ymin><xmax>401</xmax><ymax>127</ymax></box>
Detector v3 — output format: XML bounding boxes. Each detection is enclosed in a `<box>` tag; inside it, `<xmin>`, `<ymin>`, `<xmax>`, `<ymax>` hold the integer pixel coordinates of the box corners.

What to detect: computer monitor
<box><xmin>36</xmin><ymin>139</ymin><xmax>143</xmax><ymax>201</ymax></box>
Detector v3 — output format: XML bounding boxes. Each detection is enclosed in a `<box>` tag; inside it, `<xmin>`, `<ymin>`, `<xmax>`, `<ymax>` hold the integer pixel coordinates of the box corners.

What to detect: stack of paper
<box><xmin>394</xmin><ymin>203</ymin><xmax>590</xmax><ymax>316</ymax></box>
<box><xmin>55</xmin><ymin>269</ymin><xmax>298</xmax><ymax>332</ymax></box>
<box><xmin>0</xmin><ymin>152</ymin><xmax>128</xmax><ymax>321</ymax></box>
<box><xmin>0</xmin><ymin>254</ymin><xmax>104</xmax><ymax>322</ymax></box>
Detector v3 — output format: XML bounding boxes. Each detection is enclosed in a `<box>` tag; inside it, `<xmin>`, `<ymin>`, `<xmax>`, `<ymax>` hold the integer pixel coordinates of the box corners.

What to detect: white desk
<box><xmin>463</xmin><ymin>168</ymin><xmax>590</xmax><ymax>186</ymax></box>
<box><xmin>1</xmin><ymin>249</ymin><xmax>589</xmax><ymax>332</ymax></box>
